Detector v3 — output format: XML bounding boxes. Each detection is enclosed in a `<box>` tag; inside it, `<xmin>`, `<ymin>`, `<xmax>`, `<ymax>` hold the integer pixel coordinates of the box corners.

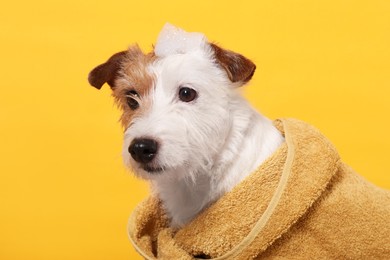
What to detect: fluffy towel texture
<box><xmin>128</xmin><ymin>118</ymin><xmax>390</xmax><ymax>259</ymax></box>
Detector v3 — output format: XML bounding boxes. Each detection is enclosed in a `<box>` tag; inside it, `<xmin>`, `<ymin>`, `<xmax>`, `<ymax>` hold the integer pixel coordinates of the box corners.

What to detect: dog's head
<box><xmin>88</xmin><ymin>24</ymin><xmax>256</xmax><ymax>181</ymax></box>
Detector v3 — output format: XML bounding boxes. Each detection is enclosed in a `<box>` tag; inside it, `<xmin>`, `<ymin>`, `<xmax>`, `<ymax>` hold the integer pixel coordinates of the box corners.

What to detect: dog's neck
<box><xmin>152</xmin><ymin>97</ymin><xmax>284</xmax><ymax>228</ymax></box>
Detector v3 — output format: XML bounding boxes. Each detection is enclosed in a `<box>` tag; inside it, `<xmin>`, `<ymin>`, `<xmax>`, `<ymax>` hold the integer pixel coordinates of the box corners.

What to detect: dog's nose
<box><xmin>129</xmin><ymin>138</ymin><xmax>158</xmax><ymax>164</ymax></box>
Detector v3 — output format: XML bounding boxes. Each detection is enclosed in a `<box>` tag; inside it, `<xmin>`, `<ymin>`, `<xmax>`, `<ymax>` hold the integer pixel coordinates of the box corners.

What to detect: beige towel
<box><xmin>128</xmin><ymin>118</ymin><xmax>390</xmax><ymax>259</ymax></box>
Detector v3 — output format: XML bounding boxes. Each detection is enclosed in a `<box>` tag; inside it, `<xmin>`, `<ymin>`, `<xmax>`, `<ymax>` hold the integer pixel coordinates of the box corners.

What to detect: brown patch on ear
<box><xmin>210</xmin><ymin>43</ymin><xmax>256</xmax><ymax>85</ymax></box>
<box><xmin>88</xmin><ymin>51</ymin><xmax>128</xmax><ymax>89</ymax></box>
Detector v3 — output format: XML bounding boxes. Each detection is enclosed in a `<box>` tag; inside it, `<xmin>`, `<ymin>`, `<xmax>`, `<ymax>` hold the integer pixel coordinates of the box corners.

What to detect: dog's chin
<box><xmin>142</xmin><ymin>165</ymin><xmax>165</xmax><ymax>174</ymax></box>
<box><xmin>130</xmin><ymin>163</ymin><xmax>167</xmax><ymax>179</ymax></box>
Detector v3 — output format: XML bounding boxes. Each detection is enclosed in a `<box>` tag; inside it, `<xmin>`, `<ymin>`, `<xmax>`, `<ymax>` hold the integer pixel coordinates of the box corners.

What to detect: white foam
<box><xmin>154</xmin><ymin>23</ymin><xmax>207</xmax><ymax>57</ymax></box>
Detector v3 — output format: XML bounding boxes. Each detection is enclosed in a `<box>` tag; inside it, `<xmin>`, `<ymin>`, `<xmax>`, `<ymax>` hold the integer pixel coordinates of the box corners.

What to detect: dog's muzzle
<box><xmin>129</xmin><ymin>138</ymin><xmax>158</xmax><ymax>164</ymax></box>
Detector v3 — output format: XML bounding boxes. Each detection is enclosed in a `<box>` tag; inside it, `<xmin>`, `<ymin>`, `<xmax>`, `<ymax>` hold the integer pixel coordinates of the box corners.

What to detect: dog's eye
<box><xmin>179</xmin><ymin>87</ymin><xmax>197</xmax><ymax>102</ymax></box>
<box><xmin>126</xmin><ymin>90</ymin><xmax>139</xmax><ymax>110</ymax></box>
<box><xmin>127</xmin><ymin>97</ymin><xmax>139</xmax><ymax>110</ymax></box>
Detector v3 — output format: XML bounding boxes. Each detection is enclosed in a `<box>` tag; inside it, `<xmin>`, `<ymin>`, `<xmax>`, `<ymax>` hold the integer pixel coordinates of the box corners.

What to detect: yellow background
<box><xmin>1</xmin><ymin>0</ymin><xmax>389</xmax><ymax>259</ymax></box>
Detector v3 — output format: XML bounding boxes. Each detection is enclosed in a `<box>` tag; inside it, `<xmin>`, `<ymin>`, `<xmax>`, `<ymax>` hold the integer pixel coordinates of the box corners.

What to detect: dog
<box><xmin>88</xmin><ymin>24</ymin><xmax>390</xmax><ymax>259</ymax></box>
<box><xmin>88</xmin><ymin>24</ymin><xmax>284</xmax><ymax>228</ymax></box>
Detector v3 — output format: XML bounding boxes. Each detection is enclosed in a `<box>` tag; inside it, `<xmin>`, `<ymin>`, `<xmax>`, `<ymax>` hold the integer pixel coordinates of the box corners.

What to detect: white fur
<box><xmin>122</xmin><ymin>25</ymin><xmax>284</xmax><ymax>228</ymax></box>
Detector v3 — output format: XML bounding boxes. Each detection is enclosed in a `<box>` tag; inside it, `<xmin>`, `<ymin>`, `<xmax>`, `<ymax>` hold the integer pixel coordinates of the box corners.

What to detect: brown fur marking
<box><xmin>111</xmin><ymin>45</ymin><xmax>156</xmax><ymax>128</ymax></box>
<box><xmin>88</xmin><ymin>51</ymin><xmax>128</xmax><ymax>89</ymax></box>
<box><xmin>210</xmin><ymin>43</ymin><xmax>256</xmax><ymax>84</ymax></box>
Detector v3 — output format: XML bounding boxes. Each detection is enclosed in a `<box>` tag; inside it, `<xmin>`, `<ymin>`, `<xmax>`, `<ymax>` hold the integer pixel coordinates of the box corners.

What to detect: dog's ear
<box><xmin>210</xmin><ymin>43</ymin><xmax>256</xmax><ymax>85</ymax></box>
<box><xmin>88</xmin><ymin>51</ymin><xmax>128</xmax><ymax>89</ymax></box>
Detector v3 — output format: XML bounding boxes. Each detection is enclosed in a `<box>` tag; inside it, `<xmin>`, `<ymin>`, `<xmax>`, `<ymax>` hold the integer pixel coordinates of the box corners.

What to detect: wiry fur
<box><xmin>89</xmin><ymin>24</ymin><xmax>284</xmax><ymax>228</ymax></box>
